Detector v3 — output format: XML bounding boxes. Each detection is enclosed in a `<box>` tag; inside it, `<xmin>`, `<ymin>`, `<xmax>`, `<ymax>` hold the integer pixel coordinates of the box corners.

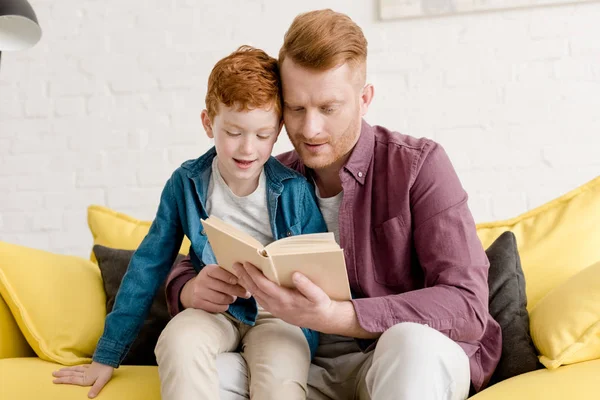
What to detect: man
<box><xmin>158</xmin><ymin>9</ymin><xmax>501</xmax><ymax>400</ymax></box>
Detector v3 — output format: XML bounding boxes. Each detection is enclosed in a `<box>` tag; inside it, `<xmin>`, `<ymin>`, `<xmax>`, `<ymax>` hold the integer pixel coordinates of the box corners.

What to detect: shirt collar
<box><xmin>342</xmin><ymin>119</ymin><xmax>375</xmax><ymax>185</ymax></box>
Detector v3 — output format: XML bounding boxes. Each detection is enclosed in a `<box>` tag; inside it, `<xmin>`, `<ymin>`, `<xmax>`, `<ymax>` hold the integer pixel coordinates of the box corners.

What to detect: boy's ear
<box><xmin>201</xmin><ymin>110</ymin><xmax>214</xmax><ymax>139</ymax></box>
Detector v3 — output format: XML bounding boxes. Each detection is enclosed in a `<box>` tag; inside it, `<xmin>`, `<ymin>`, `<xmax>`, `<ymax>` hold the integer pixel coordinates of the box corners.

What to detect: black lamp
<box><xmin>0</xmin><ymin>0</ymin><xmax>42</xmax><ymax>67</ymax></box>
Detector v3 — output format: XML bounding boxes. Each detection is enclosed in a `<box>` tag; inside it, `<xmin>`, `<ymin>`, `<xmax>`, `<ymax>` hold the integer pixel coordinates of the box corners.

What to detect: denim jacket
<box><xmin>93</xmin><ymin>147</ymin><xmax>327</xmax><ymax>367</ymax></box>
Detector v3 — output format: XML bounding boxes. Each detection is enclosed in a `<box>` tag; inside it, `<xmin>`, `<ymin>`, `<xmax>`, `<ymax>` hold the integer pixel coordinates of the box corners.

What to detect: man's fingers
<box><xmin>293</xmin><ymin>272</ymin><xmax>329</xmax><ymax>304</ymax></box>
<box><xmin>241</xmin><ymin>262</ymin><xmax>279</xmax><ymax>299</ymax></box>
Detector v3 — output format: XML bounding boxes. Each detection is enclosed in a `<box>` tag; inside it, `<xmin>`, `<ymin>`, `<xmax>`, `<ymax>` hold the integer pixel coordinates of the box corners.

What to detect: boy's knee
<box><xmin>155</xmin><ymin>309</ymin><xmax>219</xmax><ymax>359</ymax></box>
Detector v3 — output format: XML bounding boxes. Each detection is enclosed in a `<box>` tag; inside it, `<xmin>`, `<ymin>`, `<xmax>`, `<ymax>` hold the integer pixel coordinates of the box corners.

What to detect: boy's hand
<box><xmin>180</xmin><ymin>264</ymin><xmax>251</xmax><ymax>313</ymax></box>
<box><xmin>52</xmin><ymin>361</ymin><xmax>114</xmax><ymax>398</ymax></box>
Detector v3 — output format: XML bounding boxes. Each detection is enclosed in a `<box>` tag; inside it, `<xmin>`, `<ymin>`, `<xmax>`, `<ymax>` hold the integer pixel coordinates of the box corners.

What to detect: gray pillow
<box><xmin>486</xmin><ymin>231</ymin><xmax>541</xmax><ymax>385</ymax></box>
<box><xmin>93</xmin><ymin>245</ymin><xmax>184</xmax><ymax>366</ymax></box>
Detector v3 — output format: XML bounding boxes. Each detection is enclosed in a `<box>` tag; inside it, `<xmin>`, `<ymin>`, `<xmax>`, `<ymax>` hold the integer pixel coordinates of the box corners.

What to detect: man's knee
<box><xmin>377</xmin><ymin>322</ymin><xmax>436</xmax><ymax>351</ymax></box>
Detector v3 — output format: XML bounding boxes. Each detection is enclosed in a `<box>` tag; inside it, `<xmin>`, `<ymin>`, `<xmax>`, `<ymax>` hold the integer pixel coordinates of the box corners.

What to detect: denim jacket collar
<box><xmin>181</xmin><ymin>146</ymin><xmax>302</xmax><ymax>204</ymax></box>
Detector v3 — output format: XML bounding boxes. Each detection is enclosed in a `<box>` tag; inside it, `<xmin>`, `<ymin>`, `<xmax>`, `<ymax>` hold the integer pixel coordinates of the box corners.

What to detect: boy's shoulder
<box><xmin>265</xmin><ymin>156</ymin><xmax>306</xmax><ymax>182</ymax></box>
<box><xmin>174</xmin><ymin>147</ymin><xmax>217</xmax><ymax>179</ymax></box>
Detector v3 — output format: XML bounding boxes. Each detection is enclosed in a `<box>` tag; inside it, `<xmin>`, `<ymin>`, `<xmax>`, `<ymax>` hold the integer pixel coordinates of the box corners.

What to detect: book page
<box><xmin>201</xmin><ymin>216</ymin><xmax>279</xmax><ymax>283</ymax></box>
<box><xmin>269</xmin><ymin>249</ymin><xmax>352</xmax><ymax>301</ymax></box>
<box><xmin>265</xmin><ymin>232</ymin><xmax>339</xmax><ymax>255</ymax></box>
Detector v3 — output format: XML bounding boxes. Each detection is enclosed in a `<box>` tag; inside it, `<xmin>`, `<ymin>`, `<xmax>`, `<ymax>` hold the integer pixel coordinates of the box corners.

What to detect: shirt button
<box><xmin>358</xmin><ymin>171</ymin><xmax>363</xmax><ymax>178</ymax></box>
<box><xmin>201</xmin><ymin>229</ymin><xmax>206</xmax><ymax>235</ymax></box>
<box><xmin>287</xmin><ymin>231</ymin><xmax>292</xmax><ymax>237</ymax></box>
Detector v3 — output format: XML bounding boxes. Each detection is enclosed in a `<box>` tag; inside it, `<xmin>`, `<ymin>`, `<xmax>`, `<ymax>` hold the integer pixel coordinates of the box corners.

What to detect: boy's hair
<box><xmin>279</xmin><ymin>9</ymin><xmax>368</xmax><ymax>74</ymax></box>
<box><xmin>205</xmin><ymin>46</ymin><xmax>281</xmax><ymax>119</ymax></box>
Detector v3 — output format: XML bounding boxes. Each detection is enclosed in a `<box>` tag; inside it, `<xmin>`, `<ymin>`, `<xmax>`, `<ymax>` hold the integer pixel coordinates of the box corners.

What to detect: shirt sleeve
<box><xmin>351</xmin><ymin>142</ymin><xmax>491</xmax><ymax>343</ymax></box>
<box><xmin>165</xmin><ymin>255</ymin><xmax>197</xmax><ymax>317</ymax></box>
<box><xmin>93</xmin><ymin>175</ymin><xmax>184</xmax><ymax>367</ymax></box>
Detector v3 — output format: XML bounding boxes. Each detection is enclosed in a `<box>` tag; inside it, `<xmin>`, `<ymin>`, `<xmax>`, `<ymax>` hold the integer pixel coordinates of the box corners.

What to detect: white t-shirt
<box><xmin>314</xmin><ymin>184</ymin><xmax>343</xmax><ymax>245</ymax></box>
<box><xmin>205</xmin><ymin>157</ymin><xmax>273</xmax><ymax>246</ymax></box>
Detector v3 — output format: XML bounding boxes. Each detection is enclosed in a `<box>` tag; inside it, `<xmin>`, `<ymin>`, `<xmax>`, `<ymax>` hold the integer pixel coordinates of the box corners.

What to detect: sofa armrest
<box><xmin>0</xmin><ymin>294</ymin><xmax>34</xmax><ymax>359</ymax></box>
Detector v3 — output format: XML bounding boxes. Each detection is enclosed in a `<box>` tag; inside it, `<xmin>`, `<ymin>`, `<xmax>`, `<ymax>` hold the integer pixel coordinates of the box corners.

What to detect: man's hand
<box><xmin>52</xmin><ymin>361</ymin><xmax>114</xmax><ymax>398</ymax></box>
<box><xmin>233</xmin><ymin>262</ymin><xmax>381</xmax><ymax>339</ymax></box>
<box><xmin>180</xmin><ymin>264</ymin><xmax>251</xmax><ymax>313</ymax></box>
<box><xmin>232</xmin><ymin>262</ymin><xmax>335</xmax><ymax>331</ymax></box>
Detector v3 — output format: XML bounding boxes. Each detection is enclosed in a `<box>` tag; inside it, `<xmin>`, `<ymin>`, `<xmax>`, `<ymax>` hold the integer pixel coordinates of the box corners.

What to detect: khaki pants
<box><xmin>159</xmin><ymin>320</ymin><xmax>471</xmax><ymax>400</ymax></box>
<box><xmin>155</xmin><ymin>308</ymin><xmax>310</xmax><ymax>400</ymax></box>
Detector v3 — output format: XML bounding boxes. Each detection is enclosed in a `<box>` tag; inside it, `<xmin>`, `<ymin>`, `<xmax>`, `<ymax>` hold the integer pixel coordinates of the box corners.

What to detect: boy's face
<box><xmin>280</xmin><ymin>58</ymin><xmax>372</xmax><ymax>171</ymax></box>
<box><xmin>202</xmin><ymin>104</ymin><xmax>281</xmax><ymax>193</ymax></box>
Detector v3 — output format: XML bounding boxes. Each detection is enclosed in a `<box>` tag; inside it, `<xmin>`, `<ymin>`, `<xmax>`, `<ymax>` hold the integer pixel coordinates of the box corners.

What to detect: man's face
<box><xmin>281</xmin><ymin>59</ymin><xmax>368</xmax><ymax>171</ymax></box>
<box><xmin>201</xmin><ymin>104</ymin><xmax>281</xmax><ymax>194</ymax></box>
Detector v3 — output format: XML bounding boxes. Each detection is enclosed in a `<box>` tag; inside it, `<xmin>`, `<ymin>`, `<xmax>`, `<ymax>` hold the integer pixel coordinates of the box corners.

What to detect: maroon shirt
<box><xmin>165</xmin><ymin>120</ymin><xmax>502</xmax><ymax>391</ymax></box>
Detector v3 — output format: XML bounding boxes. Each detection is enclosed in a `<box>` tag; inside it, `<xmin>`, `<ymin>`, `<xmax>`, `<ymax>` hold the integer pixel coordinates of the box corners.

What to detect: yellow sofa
<box><xmin>2</xmin><ymin>176</ymin><xmax>600</xmax><ymax>400</ymax></box>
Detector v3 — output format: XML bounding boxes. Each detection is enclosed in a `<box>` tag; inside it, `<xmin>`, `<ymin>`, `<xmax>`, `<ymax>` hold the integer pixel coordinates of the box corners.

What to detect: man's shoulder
<box><xmin>372</xmin><ymin>124</ymin><xmax>436</xmax><ymax>154</ymax></box>
<box><xmin>370</xmin><ymin>124</ymin><xmax>449</xmax><ymax>184</ymax></box>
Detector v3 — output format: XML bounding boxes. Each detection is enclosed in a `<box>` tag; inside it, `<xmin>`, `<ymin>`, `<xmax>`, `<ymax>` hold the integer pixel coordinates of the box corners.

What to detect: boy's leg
<box><xmin>240</xmin><ymin>310</ymin><xmax>311</xmax><ymax>400</ymax></box>
<box><xmin>155</xmin><ymin>308</ymin><xmax>241</xmax><ymax>400</ymax></box>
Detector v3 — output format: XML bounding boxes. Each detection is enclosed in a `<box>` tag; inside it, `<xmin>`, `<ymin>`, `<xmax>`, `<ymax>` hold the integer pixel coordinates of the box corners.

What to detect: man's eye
<box><xmin>322</xmin><ymin>107</ymin><xmax>335</xmax><ymax>114</ymax></box>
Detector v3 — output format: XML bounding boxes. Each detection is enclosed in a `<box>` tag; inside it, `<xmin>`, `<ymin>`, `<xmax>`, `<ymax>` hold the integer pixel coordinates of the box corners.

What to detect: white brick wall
<box><xmin>1</xmin><ymin>0</ymin><xmax>599</xmax><ymax>257</ymax></box>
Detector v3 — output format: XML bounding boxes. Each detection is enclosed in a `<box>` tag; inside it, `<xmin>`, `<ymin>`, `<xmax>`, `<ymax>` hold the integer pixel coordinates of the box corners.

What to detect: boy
<box><xmin>53</xmin><ymin>46</ymin><xmax>327</xmax><ymax>400</ymax></box>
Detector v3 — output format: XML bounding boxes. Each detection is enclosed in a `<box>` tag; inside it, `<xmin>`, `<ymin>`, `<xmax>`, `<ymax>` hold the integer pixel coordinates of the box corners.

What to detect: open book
<box><xmin>201</xmin><ymin>216</ymin><xmax>352</xmax><ymax>301</ymax></box>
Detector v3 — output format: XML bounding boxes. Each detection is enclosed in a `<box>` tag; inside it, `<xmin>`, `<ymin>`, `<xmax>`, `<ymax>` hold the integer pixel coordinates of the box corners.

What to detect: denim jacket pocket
<box><xmin>371</xmin><ymin>215</ymin><xmax>414</xmax><ymax>287</ymax></box>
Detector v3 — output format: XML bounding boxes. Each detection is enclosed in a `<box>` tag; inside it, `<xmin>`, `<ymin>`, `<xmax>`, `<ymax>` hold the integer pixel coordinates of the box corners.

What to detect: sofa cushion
<box><xmin>469</xmin><ymin>357</ymin><xmax>600</xmax><ymax>400</ymax></box>
<box><xmin>87</xmin><ymin>205</ymin><xmax>191</xmax><ymax>264</ymax></box>
<box><xmin>486</xmin><ymin>231</ymin><xmax>540</xmax><ymax>385</ymax></box>
<box><xmin>93</xmin><ymin>245</ymin><xmax>184</xmax><ymax>365</ymax></box>
<box><xmin>476</xmin><ymin>175</ymin><xmax>600</xmax><ymax>310</ymax></box>
<box><xmin>530</xmin><ymin>260</ymin><xmax>600</xmax><ymax>369</ymax></box>
<box><xmin>0</xmin><ymin>358</ymin><xmax>161</xmax><ymax>400</ymax></box>
<box><xmin>0</xmin><ymin>293</ymin><xmax>34</xmax><ymax>359</ymax></box>
<box><xmin>0</xmin><ymin>241</ymin><xmax>105</xmax><ymax>365</ymax></box>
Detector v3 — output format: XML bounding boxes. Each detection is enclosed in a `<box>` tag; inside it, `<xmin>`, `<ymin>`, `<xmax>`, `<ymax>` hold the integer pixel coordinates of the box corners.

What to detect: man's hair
<box><xmin>279</xmin><ymin>9</ymin><xmax>368</xmax><ymax>73</ymax></box>
<box><xmin>205</xmin><ymin>45</ymin><xmax>281</xmax><ymax>119</ymax></box>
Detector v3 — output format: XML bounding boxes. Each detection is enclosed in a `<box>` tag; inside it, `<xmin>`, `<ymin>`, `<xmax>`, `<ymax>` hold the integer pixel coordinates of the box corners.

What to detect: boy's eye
<box><xmin>225</xmin><ymin>130</ymin><xmax>241</xmax><ymax>137</ymax></box>
<box><xmin>257</xmin><ymin>133</ymin><xmax>272</xmax><ymax>140</ymax></box>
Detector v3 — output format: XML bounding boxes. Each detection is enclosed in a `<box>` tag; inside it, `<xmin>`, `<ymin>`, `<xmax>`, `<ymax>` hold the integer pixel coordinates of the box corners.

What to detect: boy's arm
<box><xmin>93</xmin><ymin>176</ymin><xmax>184</xmax><ymax>368</ymax></box>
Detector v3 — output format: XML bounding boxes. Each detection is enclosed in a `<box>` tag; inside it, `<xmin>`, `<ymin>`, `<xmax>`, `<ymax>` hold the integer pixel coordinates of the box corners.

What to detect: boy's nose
<box><xmin>239</xmin><ymin>137</ymin><xmax>254</xmax><ymax>154</ymax></box>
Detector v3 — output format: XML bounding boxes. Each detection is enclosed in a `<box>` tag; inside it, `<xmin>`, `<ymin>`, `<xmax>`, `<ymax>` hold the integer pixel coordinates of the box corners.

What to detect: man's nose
<box><xmin>302</xmin><ymin>110</ymin><xmax>323</xmax><ymax>140</ymax></box>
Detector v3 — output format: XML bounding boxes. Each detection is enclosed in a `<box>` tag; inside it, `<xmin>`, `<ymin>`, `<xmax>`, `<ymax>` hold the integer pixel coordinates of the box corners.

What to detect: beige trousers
<box><xmin>155</xmin><ymin>308</ymin><xmax>311</xmax><ymax>400</ymax></box>
<box><xmin>159</xmin><ymin>320</ymin><xmax>471</xmax><ymax>400</ymax></box>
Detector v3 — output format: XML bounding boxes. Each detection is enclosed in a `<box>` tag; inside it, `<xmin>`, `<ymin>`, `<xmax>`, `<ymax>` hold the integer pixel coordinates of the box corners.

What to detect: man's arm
<box><xmin>165</xmin><ymin>256</ymin><xmax>197</xmax><ymax>317</ymax></box>
<box><xmin>351</xmin><ymin>142</ymin><xmax>490</xmax><ymax>343</ymax></box>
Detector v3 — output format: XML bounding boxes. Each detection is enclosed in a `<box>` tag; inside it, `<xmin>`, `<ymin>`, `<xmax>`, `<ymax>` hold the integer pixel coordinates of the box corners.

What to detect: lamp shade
<box><xmin>0</xmin><ymin>0</ymin><xmax>42</xmax><ymax>51</ymax></box>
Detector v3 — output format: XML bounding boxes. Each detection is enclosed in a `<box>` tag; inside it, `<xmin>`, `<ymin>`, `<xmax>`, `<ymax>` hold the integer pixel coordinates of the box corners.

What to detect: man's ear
<box><xmin>359</xmin><ymin>84</ymin><xmax>374</xmax><ymax>117</ymax></box>
<box><xmin>201</xmin><ymin>110</ymin><xmax>214</xmax><ymax>139</ymax></box>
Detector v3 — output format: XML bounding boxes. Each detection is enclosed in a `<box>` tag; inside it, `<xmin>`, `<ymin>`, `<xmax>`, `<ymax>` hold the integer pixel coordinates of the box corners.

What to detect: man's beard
<box><xmin>288</xmin><ymin>116</ymin><xmax>361</xmax><ymax>170</ymax></box>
